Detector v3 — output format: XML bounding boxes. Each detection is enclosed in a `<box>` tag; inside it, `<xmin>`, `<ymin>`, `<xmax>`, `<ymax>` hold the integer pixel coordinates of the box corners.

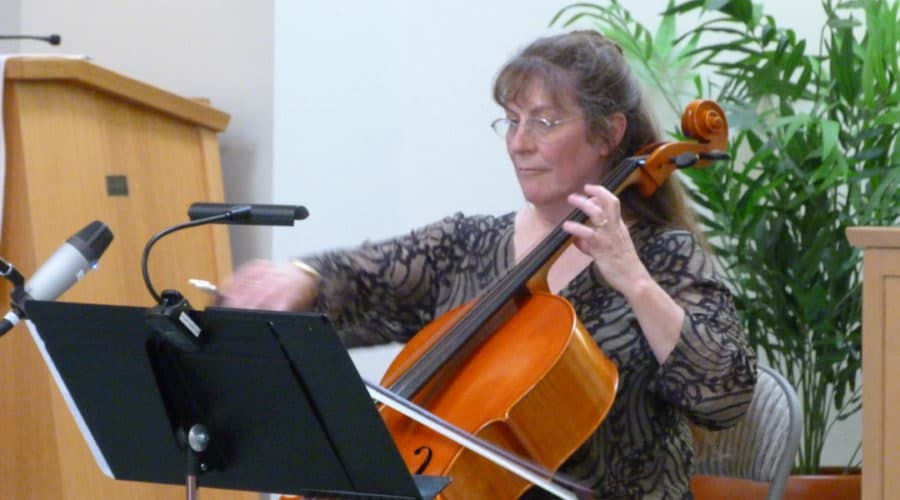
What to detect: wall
<box><xmin>0</xmin><ymin>0</ymin><xmax>21</xmax><ymax>52</ymax></box>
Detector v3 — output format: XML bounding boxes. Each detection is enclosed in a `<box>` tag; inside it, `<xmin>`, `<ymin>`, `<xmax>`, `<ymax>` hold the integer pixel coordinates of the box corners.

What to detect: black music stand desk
<box><xmin>25</xmin><ymin>300</ymin><xmax>448</xmax><ymax>499</ymax></box>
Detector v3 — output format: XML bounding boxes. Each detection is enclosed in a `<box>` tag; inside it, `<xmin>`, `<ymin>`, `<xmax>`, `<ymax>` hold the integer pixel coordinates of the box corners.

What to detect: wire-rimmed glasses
<box><xmin>490</xmin><ymin>116</ymin><xmax>580</xmax><ymax>141</ymax></box>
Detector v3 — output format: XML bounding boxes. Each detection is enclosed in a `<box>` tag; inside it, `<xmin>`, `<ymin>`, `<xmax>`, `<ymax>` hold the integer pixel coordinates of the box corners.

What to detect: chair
<box><xmin>691</xmin><ymin>364</ymin><xmax>803</xmax><ymax>500</ymax></box>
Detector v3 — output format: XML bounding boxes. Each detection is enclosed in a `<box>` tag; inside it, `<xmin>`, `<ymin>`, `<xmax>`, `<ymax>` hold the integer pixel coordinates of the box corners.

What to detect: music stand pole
<box><xmin>185</xmin><ymin>424</ymin><xmax>210</xmax><ymax>500</ymax></box>
<box><xmin>144</xmin><ymin>330</ymin><xmax>222</xmax><ymax>500</ymax></box>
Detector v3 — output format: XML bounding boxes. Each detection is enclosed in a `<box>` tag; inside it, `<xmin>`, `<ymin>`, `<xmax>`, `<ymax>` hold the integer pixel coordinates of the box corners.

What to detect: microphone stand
<box><xmin>0</xmin><ymin>257</ymin><xmax>26</xmax><ymax>337</ymax></box>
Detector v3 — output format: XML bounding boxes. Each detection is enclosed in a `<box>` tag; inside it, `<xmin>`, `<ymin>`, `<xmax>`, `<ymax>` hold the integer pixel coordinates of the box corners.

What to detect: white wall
<box><xmin>0</xmin><ymin>0</ymin><xmax>21</xmax><ymax>52</ymax></box>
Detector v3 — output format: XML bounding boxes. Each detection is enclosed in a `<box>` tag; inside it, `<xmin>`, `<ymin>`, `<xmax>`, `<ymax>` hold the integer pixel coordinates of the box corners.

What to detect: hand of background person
<box><xmin>218</xmin><ymin>259</ymin><xmax>319</xmax><ymax>311</ymax></box>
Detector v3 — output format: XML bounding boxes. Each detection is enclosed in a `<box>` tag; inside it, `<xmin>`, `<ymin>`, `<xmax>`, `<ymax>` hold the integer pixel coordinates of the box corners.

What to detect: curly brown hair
<box><xmin>493</xmin><ymin>30</ymin><xmax>703</xmax><ymax>236</ymax></box>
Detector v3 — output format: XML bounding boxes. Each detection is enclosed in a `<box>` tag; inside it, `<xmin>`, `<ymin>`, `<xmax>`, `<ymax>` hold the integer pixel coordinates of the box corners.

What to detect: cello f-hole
<box><xmin>413</xmin><ymin>445</ymin><xmax>434</xmax><ymax>474</ymax></box>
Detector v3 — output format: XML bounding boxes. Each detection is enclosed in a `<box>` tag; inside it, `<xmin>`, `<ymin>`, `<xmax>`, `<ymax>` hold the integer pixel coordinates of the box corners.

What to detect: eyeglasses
<box><xmin>490</xmin><ymin>116</ymin><xmax>580</xmax><ymax>140</ymax></box>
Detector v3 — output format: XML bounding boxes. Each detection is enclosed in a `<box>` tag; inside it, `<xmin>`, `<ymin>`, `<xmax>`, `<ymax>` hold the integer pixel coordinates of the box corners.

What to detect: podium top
<box><xmin>3</xmin><ymin>57</ymin><xmax>229</xmax><ymax>131</ymax></box>
<box><xmin>847</xmin><ymin>226</ymin><xmax>900</xmax><ymax>249</ymax></box>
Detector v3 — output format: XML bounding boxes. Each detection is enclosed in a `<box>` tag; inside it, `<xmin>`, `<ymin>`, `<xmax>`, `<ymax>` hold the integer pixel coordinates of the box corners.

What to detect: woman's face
<box><xmin>503</xmin><ymin>82</ymin><xmax>612</xmax><ymax>213</ymax></box>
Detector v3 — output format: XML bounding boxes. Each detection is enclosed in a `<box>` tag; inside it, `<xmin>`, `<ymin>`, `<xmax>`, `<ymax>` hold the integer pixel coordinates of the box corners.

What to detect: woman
<box><xmin>221</xmin><ymin>30</ymin><xmax>757</xmax><ymax>498</ymax></box>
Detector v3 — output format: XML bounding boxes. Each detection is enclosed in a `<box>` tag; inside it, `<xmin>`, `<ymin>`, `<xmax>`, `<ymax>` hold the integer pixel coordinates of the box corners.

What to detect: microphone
<box><xmin>187</xmin><ymin>202</ymin><xmax>309</xmax><ymax>226</ymax></box>
<box><xmin>0</xmin><ymin>221</ymin><xmax>114</xmax><ymax>337</ymax></box>
<box><xmin>0</xmin><ymin>34</ymin><xmax>62</xmax><ymax>45</ymax></box>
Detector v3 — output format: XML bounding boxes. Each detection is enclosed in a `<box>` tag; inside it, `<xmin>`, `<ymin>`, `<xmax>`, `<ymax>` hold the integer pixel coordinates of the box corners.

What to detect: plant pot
<box><xmin>782</xmin><ymin>468</ymin><xmax>861</xmax><ymax>499</ymax></box>
<box><xmin>691</xmin><ymin>468</ymin><xmax>861</xmax><ymax>500</ymax></box>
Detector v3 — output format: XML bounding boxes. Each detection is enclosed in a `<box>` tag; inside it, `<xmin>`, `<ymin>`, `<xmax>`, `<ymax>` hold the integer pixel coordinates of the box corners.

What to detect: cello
<box><xmin>376</xmin><ymin>100</ymin><xmax>730</xmax><ymax>499</ymax></box>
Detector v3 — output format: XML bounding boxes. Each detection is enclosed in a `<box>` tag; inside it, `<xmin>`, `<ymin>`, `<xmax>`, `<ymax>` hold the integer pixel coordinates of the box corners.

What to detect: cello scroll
<box><xmin>630</xmin><ymin>99</ymin><xmax>730</xmax><ymax>197</ymax></box>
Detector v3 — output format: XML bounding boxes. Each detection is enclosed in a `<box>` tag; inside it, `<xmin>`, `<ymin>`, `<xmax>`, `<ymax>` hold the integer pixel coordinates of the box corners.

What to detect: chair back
<box><xmin>693</xmin><ymin>364</ymin><xmax>802</xmax><ymax>500</ymax></box>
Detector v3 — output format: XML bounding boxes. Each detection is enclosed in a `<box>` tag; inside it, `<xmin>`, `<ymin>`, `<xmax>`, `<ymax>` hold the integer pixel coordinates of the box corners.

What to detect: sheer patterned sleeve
<box><xmin>643</xmin><ymin>230</ymin><xmax>758</xmax><ymax>430</ymax></box>
<box><xmin>300</xmin><ymin>214</ymin><xmax>468</xmax><ymax>348</ymax></box>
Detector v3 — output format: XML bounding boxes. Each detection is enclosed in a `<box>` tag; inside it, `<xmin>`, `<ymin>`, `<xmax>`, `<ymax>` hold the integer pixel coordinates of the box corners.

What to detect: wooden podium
<box><xmin>0</xmin><ymin>58</ymin><xmax>253</xmax><ymax>499</ymax></box>
<box><xmin>847</xmin><ymin>227</ymin><xmax>900</xmax><ymax>500</ymax></box>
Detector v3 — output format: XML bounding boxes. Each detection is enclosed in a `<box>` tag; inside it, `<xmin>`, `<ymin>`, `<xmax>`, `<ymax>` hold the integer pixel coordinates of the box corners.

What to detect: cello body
<box><xmin>379</xmin><ymin>292</ymin><xmax>618</xmax><ymax>499</ymax></box>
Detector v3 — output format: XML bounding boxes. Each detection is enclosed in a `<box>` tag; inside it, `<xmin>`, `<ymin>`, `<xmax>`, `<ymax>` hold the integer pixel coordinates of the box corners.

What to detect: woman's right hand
<box><xmin>218</xmin><ymin>259</ymin><xmax>319</xmax><ymax>311</ymax></box>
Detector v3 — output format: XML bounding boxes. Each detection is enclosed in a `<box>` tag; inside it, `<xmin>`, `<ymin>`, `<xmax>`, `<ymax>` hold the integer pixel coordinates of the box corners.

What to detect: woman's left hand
<box><xmin>561</xmin><ymin>183</ymin><xmax>652</xmax><ymax>297</ymax></box>
<box><xmin>563</xmin><ymin>183</ymin><xmax>686</xmax><ymax>363</ymax></box>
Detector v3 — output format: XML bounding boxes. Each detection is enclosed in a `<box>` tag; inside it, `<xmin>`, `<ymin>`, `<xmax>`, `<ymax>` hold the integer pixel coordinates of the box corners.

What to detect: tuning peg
<box><xmin>673</xmin><ymin>153</ymin><xmax>699</xmax><ymax>168</ymax></box>
<box><xmin>700</xmin><ymin>151</ymin><xmax>730</xmax><ymax>161</ymax></box>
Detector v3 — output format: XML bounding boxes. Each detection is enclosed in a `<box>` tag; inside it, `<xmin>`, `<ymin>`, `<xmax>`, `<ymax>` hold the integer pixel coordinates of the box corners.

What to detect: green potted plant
<box><xmin>552</xmin><ymin>0</ymin><xmax>900</xmax><ymax>489</ymax></box>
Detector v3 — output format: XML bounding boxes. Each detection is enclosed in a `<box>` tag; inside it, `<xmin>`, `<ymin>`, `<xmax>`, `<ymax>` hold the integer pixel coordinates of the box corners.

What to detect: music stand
<box><xmin>25</xmin><ymin>300</ymin><xmax>449</xmax><ymax>499</ymax></box>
